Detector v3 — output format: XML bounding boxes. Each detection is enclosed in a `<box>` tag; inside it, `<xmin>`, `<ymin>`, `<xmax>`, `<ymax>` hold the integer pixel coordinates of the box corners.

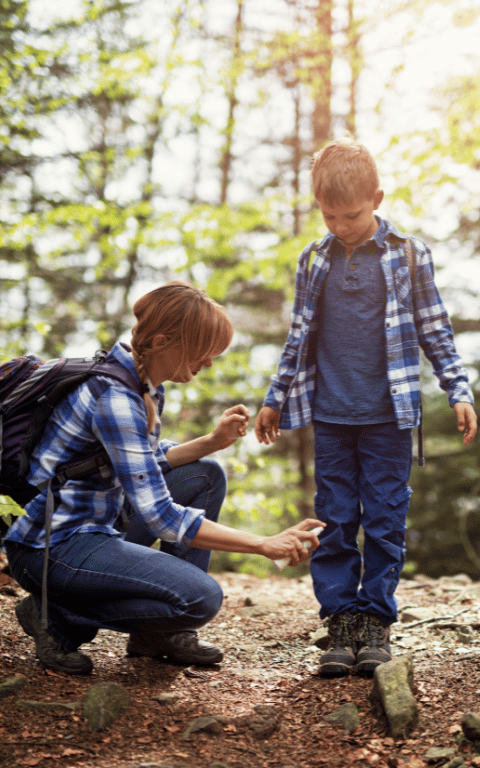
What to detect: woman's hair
<box><xmin>131</xmin><ymin>281</ymin><xmax>233</xmax><ymax>431</ymax></box>
<box><xmin>311</xmin><ymin>137</ymin><xmax>380</xmax><ymax>206</ymax></box>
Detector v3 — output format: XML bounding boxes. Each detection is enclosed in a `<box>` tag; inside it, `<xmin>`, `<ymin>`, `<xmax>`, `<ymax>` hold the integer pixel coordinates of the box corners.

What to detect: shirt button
<box><xmin>392</xmin><ymin>388</ymin><xmax>397</xmax><ymax>394</ymax></box>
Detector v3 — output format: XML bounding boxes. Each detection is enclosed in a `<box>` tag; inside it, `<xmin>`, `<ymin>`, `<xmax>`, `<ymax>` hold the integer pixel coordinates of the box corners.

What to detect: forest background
<box><xmin>2</xmin><ymin>0</ymin><xmax>480</xmax><ymax>581</ymax></box>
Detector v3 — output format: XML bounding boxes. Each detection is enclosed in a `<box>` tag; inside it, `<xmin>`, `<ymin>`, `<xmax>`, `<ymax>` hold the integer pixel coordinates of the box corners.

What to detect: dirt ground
<box><xmin>2</xmin><ymin>553</ymin><xmax>480</xmax><ymax>768</ymax></box>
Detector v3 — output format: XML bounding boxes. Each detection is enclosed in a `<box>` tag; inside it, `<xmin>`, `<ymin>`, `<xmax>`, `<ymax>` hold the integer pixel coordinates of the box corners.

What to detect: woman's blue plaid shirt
<box><xmin>264</xmin><ymin>218</ymin><xmax>474</xmax><ymax>430</ymax></box>
<box><xmin>5</xmin><ymin>342</ymin><xmax>204</xmax><ymax>548</ymax></box>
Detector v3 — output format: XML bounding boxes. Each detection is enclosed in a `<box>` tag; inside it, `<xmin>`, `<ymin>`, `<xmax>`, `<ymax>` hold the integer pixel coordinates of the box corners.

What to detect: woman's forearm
<box><xmin>190</xmin><ymin>517</ymin><xmax>324</xmax><ymax>565</ymax></box>
<box><xmin>190</xmin><ymin>518</ymin><xmax>265</xmax><ymax>554</ymax></box>
<box><xmin>165</xmin><ymin>435</ymin><xmax>218</xmax><ymax>467</ymax></box>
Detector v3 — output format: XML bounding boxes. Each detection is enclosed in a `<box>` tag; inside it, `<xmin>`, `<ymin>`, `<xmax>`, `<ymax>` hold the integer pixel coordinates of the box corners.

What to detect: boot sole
<box><xmin>318</xmin><ymin>662</ymin><xmax>354</xmax><ymax>678</ymax></box>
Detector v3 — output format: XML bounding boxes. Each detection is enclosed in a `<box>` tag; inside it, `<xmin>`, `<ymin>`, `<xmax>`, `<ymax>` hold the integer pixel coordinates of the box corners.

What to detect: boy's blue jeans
<box><xmin>6</xmin><ymin>458</ymin><xmax>225</xmax><ymax>652</ymax></box>
<box><xmin>311</xmin><ymin>421</ymin><xmax>413</xmax><ymax>625</ymax></box>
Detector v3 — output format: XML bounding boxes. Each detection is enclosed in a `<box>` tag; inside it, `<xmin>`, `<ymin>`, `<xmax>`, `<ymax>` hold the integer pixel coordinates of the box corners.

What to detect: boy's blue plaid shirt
<box><xmin>5</xmin><ymin>342</ymin><xmax>204</xmax><ymax>548</ymax></box>
<box><xmin>264</xmin><ymin>218</ymin><xmax>474</xmax><ymax>430</ymax></box>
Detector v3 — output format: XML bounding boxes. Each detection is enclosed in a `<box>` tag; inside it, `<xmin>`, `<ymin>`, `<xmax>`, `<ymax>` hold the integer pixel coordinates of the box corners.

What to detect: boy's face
<box><xmin>318</xmin><ymin>190</ymin><xmax>384</xmax><ymax>250</ymax></box>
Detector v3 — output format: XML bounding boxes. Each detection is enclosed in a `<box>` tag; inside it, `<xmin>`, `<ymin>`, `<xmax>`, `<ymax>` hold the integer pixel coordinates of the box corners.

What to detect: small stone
<box><xmin>462</xmin><ymin>711</ymin><xmax>480</xmax><ymax>741</ymax></box>
<box><xmin>456</xmin><ymin>625</ymin><xmax>474</xmax><ymax>644</ymax></box>
<box><xmin>441</xmin><ymin>759</ymin><xmax>466</xmax><ymax>768</ymax></box>
<box><xmin>151</xmin><ymin>692</ymin><xmax>180</xmax><ymax>705</ymax></box>
<box><xmin>424</xmin><ymin>746</ymin><xmax>456</xmax><ymax>761</ymax></box>
<box><xmin>323</xmin><ymin>702</ymin><xmax>359</xmax><ymax>733</ymax></box>
<box><xmin>0</xmin><ymin>675</ymin><xmax>29</xmax><ymax>700</ymax></box>
<box><xmin>247</xmin><ymin>705</ymin><xmax>278</xmax><ymax>739</ymax></box>
<box><xmin>309</xmin><ymin>628</ymin><xmax>330</xmax><ymax>650</ymax></box>
<box><xmin>83</xmin><ymin>682</ymin><xmax>131</xmax><ymax>732</ymax></box>
<box><xmin>16</xmin><ymin>699</ymin><xmax>79</xmax><ymax>711</ymax></box>
<box><xmin>182</xmin><ymin>715</ymin><xmax>223</xmax><ymax>740</ymax></box>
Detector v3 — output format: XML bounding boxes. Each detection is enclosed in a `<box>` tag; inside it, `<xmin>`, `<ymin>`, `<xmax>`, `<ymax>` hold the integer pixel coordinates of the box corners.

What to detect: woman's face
<box><xmin>147</xmin><ymin>343</ymin><xmax>214</xmax><ymax>386</ymax></box>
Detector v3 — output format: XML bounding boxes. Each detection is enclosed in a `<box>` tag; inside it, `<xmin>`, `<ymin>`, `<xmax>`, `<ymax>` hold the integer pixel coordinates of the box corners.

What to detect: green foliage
<box><xmin>2</xmin><ymin>0</ymin><xmax>480</xmax><ymax>582</ymax></box>
<box><xmin>0</xmin><ymin>495</ymin><xmax>25</xmax><ymax>529</ymax></box>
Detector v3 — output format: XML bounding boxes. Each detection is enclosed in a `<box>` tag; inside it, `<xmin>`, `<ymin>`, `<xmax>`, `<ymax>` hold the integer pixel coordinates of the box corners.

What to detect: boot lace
<box><xmin>328</xmin><ymin>612</ymin><xmax>357</xmax><ymax>648</ymax></box>
<box><xmin>358</xmin><ymin>614</ymin><xmax>388</xmax><ymax>648</ymax></box>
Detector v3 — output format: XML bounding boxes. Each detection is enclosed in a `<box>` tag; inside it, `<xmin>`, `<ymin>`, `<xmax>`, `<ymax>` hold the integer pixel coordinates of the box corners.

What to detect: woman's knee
<box><xmin>200</xmin><ymin>456</ymin><xmax>227</xmax><ymax>493</ymax></box>
<box><xmin>188</xmin><ymin>576</ymin><xmax>223</xmax><ymax>627</ymax></box>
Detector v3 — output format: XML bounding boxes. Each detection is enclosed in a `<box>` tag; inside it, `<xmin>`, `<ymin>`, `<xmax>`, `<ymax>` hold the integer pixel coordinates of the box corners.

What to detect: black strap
<box><xmin>403</xmin><ymin>238</ymin><xmax>424</xmax><ymax>468</ymax></box>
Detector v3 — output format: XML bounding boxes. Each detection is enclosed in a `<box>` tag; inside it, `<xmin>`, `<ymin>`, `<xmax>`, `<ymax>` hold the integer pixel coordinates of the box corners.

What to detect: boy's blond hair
<box><xmin>311</xmin><ymin>137</ymin><xmax>380</xmax><ymax>206</ymax></box>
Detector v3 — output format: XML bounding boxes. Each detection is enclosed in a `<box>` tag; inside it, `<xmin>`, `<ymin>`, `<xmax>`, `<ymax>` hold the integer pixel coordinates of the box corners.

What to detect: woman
<box><xmin>4</xmin><ymin>281</ymin><xmax>322</xmax><ymax>675</ymax></box>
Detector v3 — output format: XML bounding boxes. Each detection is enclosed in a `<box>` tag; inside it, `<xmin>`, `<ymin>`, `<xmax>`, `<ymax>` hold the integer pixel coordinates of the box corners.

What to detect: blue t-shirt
<box><xmin>313</xmin><ymin>219</ymin><xmax>396</xmax><ymax>424</ymax></box>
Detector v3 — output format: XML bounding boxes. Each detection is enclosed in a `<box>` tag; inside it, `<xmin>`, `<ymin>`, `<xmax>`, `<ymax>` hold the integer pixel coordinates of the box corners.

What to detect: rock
<box><xmin>399</xmin><ymin>607</ymin><xmax>432</xmax><ymax>623</ymax></box>
<box><xmin>456</xmin><ymin>625</ymin><xmax>474</xmax><ymax>644</ymax></box>
<box><xmin>182</xmin><ymin>715</ymin><xmax>223</xmax><ymax>740</ymax></box>
<box><xmin>309</xmin><ymin>627</ymin><xmax>330</xmax><ymax>650</ymax></box>
<box><xmin>127</xmin><ymin>764</ymin><xmax>187</xmax><ymax>768</ymax></box>
<box><xmin>369</xmin><ymin>655</ymin><xmax>418</xmax><ymax>739</ymax></box>
<box><xmin>0</xmin><ymin>675</ymin><xmax>29</xmax><ymax>699</ymax></box>
<box><xmin>82</xmin><ymin>682</ymin><xmax>131</xmax><ymax>732</ymax></box>
<box><xmin>127</xmin><ymin>764</ymin><xmax>177</xmax><ymax>768</ymax></box>
<box><xmin>237</xmin><ymin>599</ymin><xmax>281</xmax><ymax>617</ymax></box>
<box><xmin>461</xmin><ymin>711</ymin><xmax>480</xmax><ymax>741</ymax></box>
<box><xmin>16</xmin><ymin>699</ymin><xmax>79</xmax><ymax>711</ymax></box>
<box><xmin>151</xmin><ymin>692</ymin><xmax>180</xmax><ymax>705</ymax></box>
<box><xmin>323</xmin><ymin>702</ymin><xmax>359</xmax><ymax>733</ymax></box>
<box><xmin>424</xmin><ymin>747</ymin><xmax>456</xmax><ymax>761</ymax></box>
<box><xmin>246</xmin><ymin>705</ymin><xmax>279</xmax><ymax>739</ymax></box>
<box><xmin>441</xmin><ymin>759</ymin><xmax>466</xmax><ymax>768</ymax></box>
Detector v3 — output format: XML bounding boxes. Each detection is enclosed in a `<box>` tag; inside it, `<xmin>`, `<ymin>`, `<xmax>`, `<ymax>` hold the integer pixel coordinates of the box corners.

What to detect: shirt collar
<box><xmin>320</xmin><ymin>216</ymin><xmax>407</xmax><ymax>254</ymax></box>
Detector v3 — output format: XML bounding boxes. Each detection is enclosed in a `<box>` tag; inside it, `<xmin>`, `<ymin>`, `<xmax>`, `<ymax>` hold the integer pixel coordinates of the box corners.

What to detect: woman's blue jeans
<box><xmin>6</xmin><ymin>457</ymin><xmax>226</xmax><ymax>652</ymax></box>
<box><xmin>311</xmin><ymin>421</ymin><xmax>413</xmax><ymax>625</ymax></box>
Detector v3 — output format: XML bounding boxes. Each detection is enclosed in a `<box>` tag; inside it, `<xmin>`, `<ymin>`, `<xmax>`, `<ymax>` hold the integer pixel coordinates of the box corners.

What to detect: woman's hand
<box><xmin>210</xmin><ymin>405</ymin><xmax>250</xmax><ymax>450</ymax></box>
<box><xmin>190</xmin><ymin>517</ymin><xmax>325</xmax><ymax>563</ymax></box>
<box><xmin>258</xmin><ymin>519</ymin><xmax>325</xmax><ymax>566</ymax></box>
<box><xmin>165</xmin><ymin>405</ymin><xmax>249</xmax><ymax>466</ymax></box>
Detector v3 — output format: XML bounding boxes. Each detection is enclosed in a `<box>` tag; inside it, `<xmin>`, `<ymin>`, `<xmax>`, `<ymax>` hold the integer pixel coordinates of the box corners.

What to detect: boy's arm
<box><xmin>263</xmin><ymin>242</ymin><xmax>316</xmax><ymax>413</ymax></box>
<box><xmin>412</xmin><ymin>240</ymin><xmax>475</xmax><ymax>411</ymax></box>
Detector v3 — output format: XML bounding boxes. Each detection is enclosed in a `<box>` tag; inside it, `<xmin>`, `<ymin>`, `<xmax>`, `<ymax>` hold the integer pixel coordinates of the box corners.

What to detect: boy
<box><xmin>255</xmin><ymin>138</ymin><xmax>477</xmax><ymax>677</ymax></box>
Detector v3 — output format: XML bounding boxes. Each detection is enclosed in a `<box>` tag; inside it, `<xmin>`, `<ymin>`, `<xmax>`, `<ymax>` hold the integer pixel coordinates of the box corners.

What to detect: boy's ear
<box><xmin>373</xmin><ymin>189</ymin><xmax>384</xmax><ymax>208</ymax></box>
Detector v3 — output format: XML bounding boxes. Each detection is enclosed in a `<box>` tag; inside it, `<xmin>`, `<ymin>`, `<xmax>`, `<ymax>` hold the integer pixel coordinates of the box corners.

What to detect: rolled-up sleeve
<box><xmin>91</xmin><ymin>386</ymin><xmax>204</xmax><ymax>545</ymax></box>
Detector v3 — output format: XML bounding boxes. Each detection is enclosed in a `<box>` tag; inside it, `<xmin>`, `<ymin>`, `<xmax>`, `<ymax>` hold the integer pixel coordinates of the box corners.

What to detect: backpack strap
<box><xmin>305</xmin><ymin>240</ymin><xmax>320</xmax><ymax>275</ymax></box>
<box><xmin>403</xmin><ymin>236</ymin><xmax>417</xmax><ymax>282</ymax></box>
<box><xmin>402</xmin><ymin>237</ymin><xmax>424</xmax><ymax>468</ymax></box>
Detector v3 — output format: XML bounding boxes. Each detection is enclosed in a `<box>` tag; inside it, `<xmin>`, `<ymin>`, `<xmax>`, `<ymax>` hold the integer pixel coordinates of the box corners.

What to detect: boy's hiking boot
<box><xmin>15</xmin><ymin>595</ymin><xmax>93</xmax><ymax>676</ymax></box>
<box><xmin>356</xmin><ymin>613</ymin><xmax>392</xmax><ymax>675</ymax></box>
<box><xmin>126</xmin><ymin>630</ymin><xmax>223</xmax><ymax>665</ymax></box>
<box><xmin>318</xmin><ymin>612</ymin><xmax>357</xmax><ymax>678</ymax></box>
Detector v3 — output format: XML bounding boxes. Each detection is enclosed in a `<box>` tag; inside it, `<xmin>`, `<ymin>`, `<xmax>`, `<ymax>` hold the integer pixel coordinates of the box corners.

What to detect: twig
<box><xmin>400</xmin><ymin>606</ymin><xmax>470</xmax><ymax>629</ymax></box>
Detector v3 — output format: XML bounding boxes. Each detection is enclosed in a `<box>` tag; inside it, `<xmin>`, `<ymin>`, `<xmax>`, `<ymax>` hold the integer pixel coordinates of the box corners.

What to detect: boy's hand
<box><xmin>453</xmin><ymin>402</ymin><xmax>478</xmax><ymax>445</ymax></box>
<box><xmin>255</xmin><ymin>406</ymin><xmax>281</xmax><ymax>444</ymax></box>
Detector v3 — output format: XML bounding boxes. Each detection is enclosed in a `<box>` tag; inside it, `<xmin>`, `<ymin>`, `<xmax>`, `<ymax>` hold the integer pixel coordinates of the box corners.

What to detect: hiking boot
<box><xmin>126</xmin><ymin>630</ymin><xmax>223</xmax><ymax>665</ymax></box>
<box><xmin>356</xmin><ymin>613</ymin><xmax>392</xmax><ymax>675</ymax></box>
<box><xmin>318</xmin><ymin>612</ymin><xmax>357</xmax><ymax>678</ymax></box>
<box><xmin>15</xmin><ymin>596</ymin><xmax>93</xmax><ymax>676</ymax></box>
